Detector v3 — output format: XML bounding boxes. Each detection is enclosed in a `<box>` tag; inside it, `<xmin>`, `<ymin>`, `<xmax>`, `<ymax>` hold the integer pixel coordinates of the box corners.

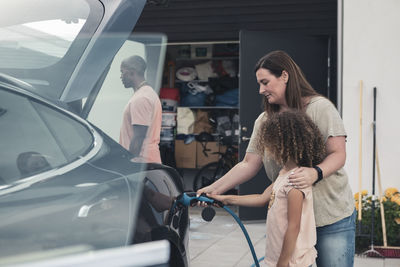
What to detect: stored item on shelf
<box><xmin>177</xmin><ymin>45</ymin><xmax>191</xmax><ymax>59</ymax></box>
<box><xmin>177</xmin><ymin>107</ymin><xmax>195</xmax><ymax>134</ymax></box>
<box><xmin>160</xmin><ymin>126</ymin><xmax>174</xmax><ymax>142</ymax></box>
<box><xmin>194</xmin><ymin>61</ymin><xmax>217</xmax><ymax>81</ymax></box>
<box><xmin>221</xmin><ymin>60</ymin><xmax>237</xmax><ymax>77</ymax></box>
<box><xmin>194</xmin><ymin>110</ymin><xmax>213</xmax><ymax>134</ymax></box>
<box><xmin>186</xmin><ymin>82</ymin><xmax>213</xmax><ymax>95</ymax></box>
<box><xmin>208</xmin><ymin>76</ymin><xmax>238</xmax><ymax>95</ymax></box>
<box><xmin>176</xmin><ymin>67</ymin><xmax>197</xmax><ymax>81</ymax></box>
<box><xmin>160</xmin><ymin>87</ymin><xmax>180</xmax><ymax>101</ymax></box>
<box><xmin>162</xmin><ymin>112</ymin><xmax>177</xmax><ymax>127</ymax></box>
<box><xmin>195</xmin><ymin>131</ymin><xmax>214</xmax><ymax>143</ymax></box>
<box><xmin>213</xmin><ymin>60</ymin><xmax>238</xmax><ymax>77</ymax></box>
<box><xmin>175</xmin><ymin>139</ymin><xmax>196</xmax><ymax>168</ymax></box>
<box><xmin>191</xmin><ymin>44</ymin><xmax>212</xmax><ymax>59</ymax></box>
<box><xmin>160</xmin><ymin>87</ymin><xmax>180</xmax><ymax>112</ymax></box>
<box><xmin>217</xmin><ymin>115</ymin><xmax>232</xmax><ymax>136</ymax></box>
<box><xmin>180</xmin><ymin>92</ymin><xmax>206</xmax><ymax>107</ymax></box>
<box><xmin>179</xmin><ymin>82</ymin><xmax>213</xmax><ymax>107</ymax></box>
<box><xmin>213</xmin><ymin>43</ymin><xmax>239</xmax><ymax>57</ymax></box>
<box><xmin>167</xmin><ymin>61</ymin><xmax>176</xmax><ymax>88</ymax></box>
<box><xmin>161</xmin><ymin>98</ymin><xmax>178</xmax><ymax>112</ymax></box>
<box><xmin>215</xmin><ymin>88</ymin><xmax>239</xmax><ymax>107</ymax></box>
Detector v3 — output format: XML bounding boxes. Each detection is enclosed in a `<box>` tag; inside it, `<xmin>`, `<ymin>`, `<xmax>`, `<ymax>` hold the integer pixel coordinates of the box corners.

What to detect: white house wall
<box><xmin>342</xmin><ymin>0</ymin><xmax>400</xmax><ymax>195</ymax></box>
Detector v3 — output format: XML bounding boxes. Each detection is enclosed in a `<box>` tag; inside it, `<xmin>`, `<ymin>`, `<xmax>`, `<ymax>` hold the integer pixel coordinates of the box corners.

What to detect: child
<box><xmin>209</xmin><ymin>110</ymin><xmax>325</xmax><ymax>267</ymax></box>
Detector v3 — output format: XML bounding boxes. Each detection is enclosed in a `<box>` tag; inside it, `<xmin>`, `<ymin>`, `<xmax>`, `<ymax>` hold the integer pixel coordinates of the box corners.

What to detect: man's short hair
<box><xmin>121</xmin><ymin>55</ymin><xmax>147</xmax><ymax>77</ymax></box>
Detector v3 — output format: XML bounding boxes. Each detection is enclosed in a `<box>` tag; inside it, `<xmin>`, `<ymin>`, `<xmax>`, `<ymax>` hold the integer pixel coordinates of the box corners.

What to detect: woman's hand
<box><xmin>288</xmin><ymin>167</ymin><xmax>318</xmax><ymax>189</ymax></box>
<box><xmin>196</xmin><ymin>184</ymin><xmax>220</xmax><ymax>196</ymax></box>
<box><xmin>206</xmin><ymin>193</ymin><xmax>230</xmax><ymax>206</ymax></box>
<box><xmin>196</xmin><ymin>185</ymin><xmax>221</xmax><ymax>207</ymax></box>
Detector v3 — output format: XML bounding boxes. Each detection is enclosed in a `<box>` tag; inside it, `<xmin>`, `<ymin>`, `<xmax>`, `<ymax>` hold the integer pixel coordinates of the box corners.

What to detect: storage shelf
<box><xmin>175</xmin><ymin>79</ymin><xmax>208</xmax><ymax>83</ymax></box>
<box><xmin>178</xmin><ymin>106</ymin><xmax>238</xmax><ymax>109</ymax></box>
<box><xmin>176</xmin><ymin>56</ymin><xmax>238</xmax><ymax>61</ymax></box>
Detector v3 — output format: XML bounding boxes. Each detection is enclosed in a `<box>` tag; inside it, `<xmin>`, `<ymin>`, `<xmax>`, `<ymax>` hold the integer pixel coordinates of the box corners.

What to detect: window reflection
<box><xmin>17</xmin><ymin>151</ymin><xmax>52</xmax><ymax>178</ymax></box>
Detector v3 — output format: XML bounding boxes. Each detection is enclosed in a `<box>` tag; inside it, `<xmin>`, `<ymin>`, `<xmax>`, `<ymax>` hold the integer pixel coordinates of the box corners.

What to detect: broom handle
<box><xmin>358</xmin><ymin>81</ymin><xmax>363</xmax><ymax>221</ymax></box>
<box><xmin>375</xmin><ymin>133</ymin><xmax>387</xmax><ymax>246</ymax></box>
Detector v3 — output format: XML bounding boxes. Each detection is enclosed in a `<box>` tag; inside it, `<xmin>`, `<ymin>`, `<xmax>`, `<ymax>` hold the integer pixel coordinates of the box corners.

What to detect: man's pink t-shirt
<box><xmin>119</xmin><ymin>85</ymin><xmax>162</xmax><ymax>163</ymax></box>
<box><xmin>264</xmin><ymin>169</ymin><xmax>317</xmax><ymax>267</ymax></box>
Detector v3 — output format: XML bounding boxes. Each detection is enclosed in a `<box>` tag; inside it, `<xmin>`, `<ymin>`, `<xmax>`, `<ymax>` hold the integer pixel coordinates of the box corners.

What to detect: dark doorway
<box><xmin>238</xmin><ymin>30</ymin><xmax>330</xmax><ymax>221</ymax></box>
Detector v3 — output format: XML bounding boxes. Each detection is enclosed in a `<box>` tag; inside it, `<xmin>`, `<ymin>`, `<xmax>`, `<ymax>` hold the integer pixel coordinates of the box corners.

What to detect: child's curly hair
<box><xmin>258</xmin><ymin>110</ymin><xmax>325</xmax><ymax>167</ymax></box>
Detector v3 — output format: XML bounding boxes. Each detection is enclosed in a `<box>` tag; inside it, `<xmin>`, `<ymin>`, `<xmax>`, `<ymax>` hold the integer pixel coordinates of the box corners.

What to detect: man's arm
<box><xmin>129</xmin><ymin>124</ymin><xmax>148</xmax><ymax>157</ymax></box>
<box><xmin>277</xmin><ymin>188</ymin><xmax>304</xmax><ymax>267</ymax></box>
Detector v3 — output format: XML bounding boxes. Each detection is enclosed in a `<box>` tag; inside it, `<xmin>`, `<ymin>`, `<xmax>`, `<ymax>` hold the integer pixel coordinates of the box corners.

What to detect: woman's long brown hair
<box><xmin>254</xmin><ymin>50</ymin><xmax>320</xmax><ymax>115</ymax></box>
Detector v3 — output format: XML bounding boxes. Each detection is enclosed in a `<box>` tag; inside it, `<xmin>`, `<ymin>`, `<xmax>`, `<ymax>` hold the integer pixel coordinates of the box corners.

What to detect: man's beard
<box><xmin>122</xmin><ymin>79</ymin><xmax>133</xmax><ymax>88</ymax></box>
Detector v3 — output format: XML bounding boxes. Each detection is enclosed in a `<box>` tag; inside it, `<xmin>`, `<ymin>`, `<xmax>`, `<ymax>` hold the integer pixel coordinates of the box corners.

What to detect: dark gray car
<box><xmin>0</xmin><ymin>0</ymin><xmax>189</xmax><ymax>266</ymax></box>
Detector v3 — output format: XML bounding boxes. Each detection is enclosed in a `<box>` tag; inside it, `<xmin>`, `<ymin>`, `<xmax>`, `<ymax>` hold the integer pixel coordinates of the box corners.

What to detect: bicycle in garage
<box><xmin>192</xmin><ymin>133</ymin><xmax>238</xmax><ymax>192</ymax></box>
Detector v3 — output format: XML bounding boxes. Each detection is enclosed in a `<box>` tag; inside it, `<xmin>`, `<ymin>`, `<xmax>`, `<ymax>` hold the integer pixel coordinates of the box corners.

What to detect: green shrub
<box><xmin>355</xmin><ymin>188</ymin><xmax>400</xmax><ymax>253</ymax></box>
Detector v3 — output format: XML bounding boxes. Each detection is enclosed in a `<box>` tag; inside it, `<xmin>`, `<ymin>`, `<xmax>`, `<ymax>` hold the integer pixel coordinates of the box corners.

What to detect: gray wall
<box><xmin>135</xmin><ymin>0</ymin><xmax>337</xmax><ymax>42</ymax></box>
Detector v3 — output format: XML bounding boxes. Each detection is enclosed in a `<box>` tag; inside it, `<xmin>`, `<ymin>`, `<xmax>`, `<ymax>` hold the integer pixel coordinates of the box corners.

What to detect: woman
<box><xmin>197</xmin><ymin>50</ymin><xmax>355</xmax><ymax>266</ymax></box>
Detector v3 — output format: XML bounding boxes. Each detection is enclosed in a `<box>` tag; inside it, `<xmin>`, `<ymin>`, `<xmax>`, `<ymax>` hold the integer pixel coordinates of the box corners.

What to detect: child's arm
<box><xmin>207</xmin><ymin>183</ymin><xmax>273</xmax><ymax>207</ymax></box>
<box><xmin>277</xmin><ymin>188</ymin><xmax>304</xmax><ymax>267</ymax></box>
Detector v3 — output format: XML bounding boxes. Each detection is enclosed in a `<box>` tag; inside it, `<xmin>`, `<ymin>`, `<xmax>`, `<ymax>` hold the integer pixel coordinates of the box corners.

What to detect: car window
<box><xmin>0</xmin><ymin>0</ymin><xmax>103</xmax><ymax>99</ymax></box>
<box><xmin>34</xmin><ymin>101</ymin><xmax>94</xmax><ymax>162</ymax></box>
<box><xmin>0</xmin><ymin>88</ymin><xmax>93</xmax><ymax>184</ymax></box>
<box><xmin>87</xmin><ymin>34</ymin><xmax>167</xmax><ymax>142</ymax></box>
<box><xmin>0</xmin><ymin>5</ymin><xmax>89</xmax><ymax>69</ymax></box>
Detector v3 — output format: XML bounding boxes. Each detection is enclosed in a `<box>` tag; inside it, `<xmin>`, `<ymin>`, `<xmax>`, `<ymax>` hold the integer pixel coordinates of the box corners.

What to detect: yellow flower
<box><xmin>385</xmin><ymin>187</ymin><xmax>399</xmax><ymax>199</ymax></box>
<box><xmin>395</xmin><ymin>218</ymin><xmax>400</xmax><ymax>225</ymax></box>
<box><xmin>391</xmin><ymin>194</ymin><xmax>400</xmax><ymax>201</ymax></box>
<box><xmin>354</xmin><ymin>190</ymin><xmax>367</xmax><ymax>200</ymax></box>
<box><xmin>380</xmin><ymin>196</ymin><xmax>387</xmax><ymax>202</ymax></box>
<box><xmin>393</xmin><ymin>197</ymin><xmax>400</xmax><ymax>206</ymax></box>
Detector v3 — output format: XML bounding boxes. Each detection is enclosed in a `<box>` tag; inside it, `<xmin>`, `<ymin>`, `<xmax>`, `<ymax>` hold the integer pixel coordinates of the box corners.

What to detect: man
<box><xmin>119</xmin><ymin>55</ymin><xmax>162</xmax><ymax>163</ymax></box>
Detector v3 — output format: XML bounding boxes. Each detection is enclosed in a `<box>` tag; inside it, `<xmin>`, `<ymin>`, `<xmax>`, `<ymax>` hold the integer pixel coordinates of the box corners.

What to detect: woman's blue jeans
<box><xmin>315</xmin><ymin>209</ymin><xmax>356</xmax><ymax>267</ymax></box>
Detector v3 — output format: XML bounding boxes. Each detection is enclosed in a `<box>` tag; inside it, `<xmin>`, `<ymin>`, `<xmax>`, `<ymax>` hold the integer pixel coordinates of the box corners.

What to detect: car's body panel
<box><xmin>0</xmin><ymin>75</ymin><xmax>188</xmax><ymax>266</ymax></box>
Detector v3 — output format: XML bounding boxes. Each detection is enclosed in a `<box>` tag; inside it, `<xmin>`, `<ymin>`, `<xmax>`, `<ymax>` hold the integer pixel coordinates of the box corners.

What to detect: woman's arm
<box><xmin>277</xmin><ymin>189</ymin><xmax>304</xmax><ymax>267</ymax></box>
<box><xmin>208</xmin><ymin>183</ymin><xmax>273</xmax><ymax>207</ymax></box>
<box><xmin>197</xmin><ymin>152</ymin><xmax>263</xmax><ymax>195</ymax></box>
<box><xmin>288</xmin><ymin>135</ymin><xmax>346</xmax><ymax>188</ymax></box>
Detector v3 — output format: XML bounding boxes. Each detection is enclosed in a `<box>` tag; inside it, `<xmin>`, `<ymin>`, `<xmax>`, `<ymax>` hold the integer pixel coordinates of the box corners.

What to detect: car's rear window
<box><xmin>0</xmin><ymin>0</ymin><xmax>103</xmax><ymax>99</ymax></box>
<box><xmin>0</xmin><ymin>0</ymin><xmax>92</xmax><ymax>69</ymax></box>
<box><xmin>0</xmin><ymin>88</ymin><xmax>94</xmax><ymax>183</ymax></box>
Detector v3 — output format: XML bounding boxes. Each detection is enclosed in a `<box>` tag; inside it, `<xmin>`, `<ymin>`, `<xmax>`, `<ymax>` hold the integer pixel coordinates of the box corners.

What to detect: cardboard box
<box><xmin>196</xmin><ymin>141</ymin><xmax>221</xmax><ymax>168</ymax></box>
<box><xmin>175</xmin><ymin>140</ymin><xmax>196</xmax><ymax>168</ymax></box>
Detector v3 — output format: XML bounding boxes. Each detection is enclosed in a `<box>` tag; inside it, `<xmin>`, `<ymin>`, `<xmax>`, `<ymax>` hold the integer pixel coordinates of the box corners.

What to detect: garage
<box><xmin>134</xmin><ymin>0</ymin><xmax>338</xmax><ymax>221</ymax></box>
